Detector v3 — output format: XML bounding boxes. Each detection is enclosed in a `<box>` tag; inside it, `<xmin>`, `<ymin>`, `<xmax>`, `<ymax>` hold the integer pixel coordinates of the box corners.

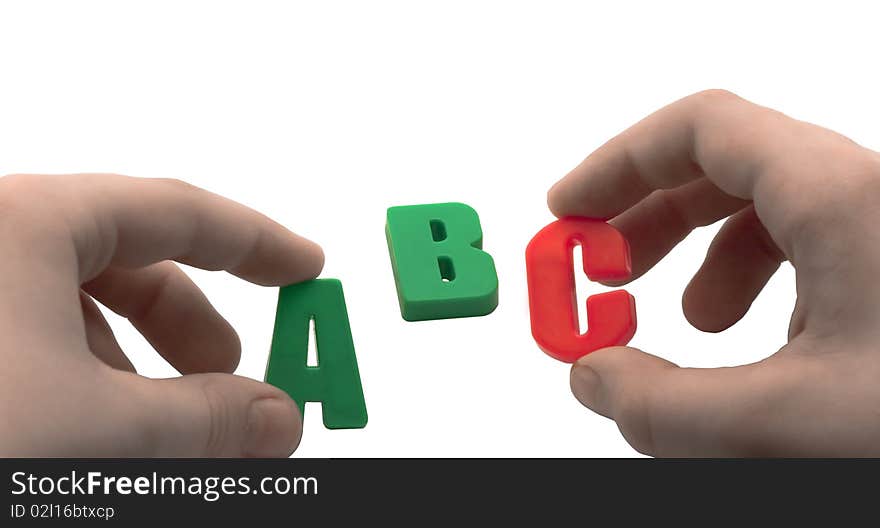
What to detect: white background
<box><xmin>1</xmin><ymin>1</ymin><xmax>878</xmax><ymax>457</ymax></box>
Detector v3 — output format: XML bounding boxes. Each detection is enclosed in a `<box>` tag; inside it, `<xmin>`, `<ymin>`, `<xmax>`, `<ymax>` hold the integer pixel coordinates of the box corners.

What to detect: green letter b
<box><xmin>386</xmin><ymin>202</ymin><xmax>498</xmax><ymax>321</ymax></box>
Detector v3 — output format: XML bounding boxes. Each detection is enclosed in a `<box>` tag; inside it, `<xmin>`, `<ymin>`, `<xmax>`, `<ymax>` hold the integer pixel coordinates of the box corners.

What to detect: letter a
<box><xmin>264</xmin><ymin>279</ymin><xmax>367</xmax><ymax>429</ymax></box>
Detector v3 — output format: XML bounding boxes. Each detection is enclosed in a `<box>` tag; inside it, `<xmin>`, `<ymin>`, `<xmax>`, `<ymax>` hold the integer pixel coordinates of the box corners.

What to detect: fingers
<box><xmin>4</xmin><ymin>365</ymin><xmax>304</xmax><ymax>457</ymax></box>
<box><xmin>569</xmin><ymin>347</ymin><xmax>804</xmax><ymax>457</ymax></box>
<box><xmin>546</xmin><ymin>89</ymin><xmax>880</xmax><ymax>336</ymax></box>
<box><xmin>84</xmin><ymin>262</ymin><xmax>240</xmax><ymax>375</ymax></box>
<box><xmin>548</xmin><ymin>90</ymin><xmax>876</xmax><ymax>251</ymax></box>
<box><xmin>118</xmin><ymin>370</ymin><xmax>303</xmax><ymax>457</ymax></box>
<box><xmin>79</xmin><ymin>292</ymin><xmax>135</xmax><ymax>372</ymax></box>
<box><xmin>605</xmin><ymin>178</ymin><xmax>749</xmax><ymax>284</ymax></box>
<box><xmin>683</xmin><ymin>206</ymin><xmax>785</xmax><ymax>332</ymax></box>
<box><xmin>55</xmin><ymin>173</ymin><xmax>324</xmax><ymax>284</ymax></box>
<box><xmin>0</xmin><ymin>173</ymin><xmax>323</xmax><ymax>364</ymax></box>
<box><xmin>548</xmin><ymin>89</ymin><xmax>773</xmax><ymax>220</ymax></box>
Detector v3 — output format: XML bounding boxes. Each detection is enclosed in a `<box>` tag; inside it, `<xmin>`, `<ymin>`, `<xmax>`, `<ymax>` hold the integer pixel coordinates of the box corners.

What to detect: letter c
<box><xmin>526</xmin><ymin>217</ymin><xmax>637</xmax><ymax>363</ymax></box>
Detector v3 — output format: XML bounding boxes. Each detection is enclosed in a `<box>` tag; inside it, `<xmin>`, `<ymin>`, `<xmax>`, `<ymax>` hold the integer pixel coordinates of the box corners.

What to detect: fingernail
<box><xmin>243</xmin><ymin>397</ymin><xmax>302</xmax><ymax>458</ymax></box>
<box><xmin>570</xmin><ymin>362</ymin><xmax>601</xmax><ymax>409</ymax></box>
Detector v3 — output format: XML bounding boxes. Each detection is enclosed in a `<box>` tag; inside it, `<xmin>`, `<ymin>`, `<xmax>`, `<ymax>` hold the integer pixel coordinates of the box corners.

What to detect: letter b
<box><xmin>386</xmin><ymin>202</ymin><xmax>498</xmax><ymax>321</ymax></box>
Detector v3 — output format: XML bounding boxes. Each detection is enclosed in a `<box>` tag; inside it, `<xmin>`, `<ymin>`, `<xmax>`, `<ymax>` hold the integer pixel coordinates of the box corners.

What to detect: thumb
<box><xmin>570</xmin><ymin>346</ymin><xmax>791</xmax><ymax>457</ymax></box>
<box><xmin>570</xmin><ymin>347</ymin><xmax>677</xmax><ymax>455</ymax></box>
<box><xmin>121</xmin><ymin>371</ymin><xmax>303</xmax><ymax>457</ymax></box>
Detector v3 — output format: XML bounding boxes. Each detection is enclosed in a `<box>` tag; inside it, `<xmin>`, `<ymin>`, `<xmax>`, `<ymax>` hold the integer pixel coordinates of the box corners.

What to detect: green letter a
<box><xmin>264</xmin><ymin>279</ymin><xmax>367</xmax><ymax>429</ymax></box>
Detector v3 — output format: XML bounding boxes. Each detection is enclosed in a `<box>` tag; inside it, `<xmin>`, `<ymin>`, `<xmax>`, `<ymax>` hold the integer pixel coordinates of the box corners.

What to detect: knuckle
<box><xmin>751</xmin><ymin>222</ymin><xmax>785</xmax><ymax>263</ymax></box>
<box><xmin>0</xmin><ymin>173</ymin><xmax>52</xmax><ymax>200</ymax></box>
<box><xmin>613</xmin><ymin>390</ymin><xmax>657</xmax><ymax>456</ymax></box>
<box><xmin>126</xmin><ymin>264</ymin><xmax>177</xmax><ymax>322</ymax></box>
<box><xmin>773</xmin><ymin>152</ymin><xmax>880</xmax><ymax>243</ymax></box>
<box><xmin>652</xmin><ymin>189</ymin><xmax>691</xmax><ymax>232</ymax></box>
<box><xmin>199</xmin><ymin>378</ymin><xmax>233</xmax><ymax>456</ymax></box>
<box><xmin>717</xmin><ymin>367</ymin><xmax>800</xmax><ymax>456</ymax></box>
<box><xmin>151</xmin><ymin>177</ymin><xmax>199</xmax><ymax>194</ymax></box>
<box><xmin>0</xmin><ymin>174</ymin><xmax>69</xmax><ymax>231</ymax></box>
<box><xmin>688</xmin><ymin>88</ymin><xmax>742</xmax><ymax>107</ymax></box>
<box><xmin>738</xmin><ymin>207</ymin><xmax>785</xmax><ymax>263</ymax></box>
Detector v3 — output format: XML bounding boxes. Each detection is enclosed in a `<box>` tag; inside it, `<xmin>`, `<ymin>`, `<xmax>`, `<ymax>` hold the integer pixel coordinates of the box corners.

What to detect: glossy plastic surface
<box><xmin>265</xmin><ymin>279</ymin><xmax>368</xmax><ymax>429</ymax></box>
<box><xmin>386</xmin><ymin>202</ymin><xmax>498</xmax><ymax>321</ymax></box>
<box><xmin>526</xmin><ymin>217</ymin><xmax>636</xmax><ymax>363</ymax></box>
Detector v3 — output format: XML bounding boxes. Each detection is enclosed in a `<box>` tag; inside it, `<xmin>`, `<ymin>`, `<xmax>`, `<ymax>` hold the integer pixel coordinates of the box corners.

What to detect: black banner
<box><xmin>1</xmin><ymin>459</ymin><xmax>874</xmax><ymax>523</ymax></box>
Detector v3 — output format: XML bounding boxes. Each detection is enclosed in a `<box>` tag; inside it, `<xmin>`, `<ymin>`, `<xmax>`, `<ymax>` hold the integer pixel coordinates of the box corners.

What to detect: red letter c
<box><xmin>526</xmin><ymin>217</ymin><xmax>637</xmax><ymax>363</ymax></box>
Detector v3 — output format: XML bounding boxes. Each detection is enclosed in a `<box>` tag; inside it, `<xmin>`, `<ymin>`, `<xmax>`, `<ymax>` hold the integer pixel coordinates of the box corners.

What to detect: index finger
<box><xmin>547</xmin><ymin>89</ymin><xmax>811</xmax><ymax>222</ymax></box>
<box><xmin>59</xmin><ymin>174</ymin><xmax>324</xmax><ymax>285</ymax></box>
<box><xmin>0</xmin><ymin>173</ymin><xmax>324</xmax><ymax>359</ymax></box>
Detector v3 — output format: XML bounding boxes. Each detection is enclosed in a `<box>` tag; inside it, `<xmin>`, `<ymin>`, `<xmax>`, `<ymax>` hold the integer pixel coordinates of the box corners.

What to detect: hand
<box><xmin>549</xmin><ymin>90</ymin><xmax>880</xmax><ymax>456</ymax></box>
<box><xmin>0</xmin><ymin>174</ymin><xmax>323</xmax><ymax>456</ymax></box>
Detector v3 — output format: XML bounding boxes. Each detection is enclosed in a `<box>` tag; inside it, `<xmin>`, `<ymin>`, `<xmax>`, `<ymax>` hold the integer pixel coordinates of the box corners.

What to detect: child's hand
<box><xmin>0</xmin><ymin>174</ymin><xmax>323</xmax><ymax>456</ymax></box>
<box><xmin>550</xmin><ymin>90</ymin><xmax>880</xmax><ymax>456</ymax></box>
